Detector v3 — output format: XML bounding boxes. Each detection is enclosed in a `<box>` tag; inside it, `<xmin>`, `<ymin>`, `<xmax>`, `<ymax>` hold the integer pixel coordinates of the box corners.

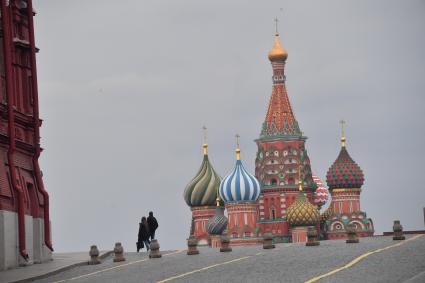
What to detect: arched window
<box><xmin>271</xmin><ymin>179</ymin><xmax>277</xmax><ymax>186</ymax></box>
<box><xmin>271</xmin><ymin>208</ymin><xmax>276</xmax><ymax>220</ymax></box>
<box><xmin>288</xmin><ymin>177</ymin><xmax>295</xmax><ymax>184</ymax></box>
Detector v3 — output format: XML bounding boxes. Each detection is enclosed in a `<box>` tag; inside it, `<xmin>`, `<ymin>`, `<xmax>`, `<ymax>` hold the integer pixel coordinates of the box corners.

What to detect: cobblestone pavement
<box><xmin>28</xmin><ymin>235</ymin><xmax>425</xmax><ymax>283</ymax></box>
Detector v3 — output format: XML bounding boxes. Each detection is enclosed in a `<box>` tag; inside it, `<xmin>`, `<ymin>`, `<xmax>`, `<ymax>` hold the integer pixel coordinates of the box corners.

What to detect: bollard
<box><xmin>113</xmin><ymin>242</ymin><xmax>126</xmax><ymax>262</ymax></box>
<box><xmin>187</xmin><ymin>235</ymin><xmax>199</xmax><ymax>255</ymax></box>
<box><xmin>306</xmin><ymin>227</ymin><xmax>320</xmax><ymax>246</ymax></box>
<box><xmin>149</xmin><ymin>239</ymin><xmax>162</xmax><ymax>258</ymax></box>
<box><xmin>392</xmin><ymin>220</ymin><xmax>405</xmax><ymax>240</ymax></box>
<box><xmin>89</xmin><ymin>245</ymin><xmax>101</xmax><ymax>265</ymax></box>
<box><xmin>220</xmin><ymin>234</ymin><xmax>232</xmax><ymax>252</ymax></box>
<box><xmin>346</xmin><ymin>224</ymin><xmax>359</xmax><ymax>243</ymax></box>
<box><xmin>263</xmin><ymin>233</ymin><xmax>275</xmax><ymax>249</ymax></box>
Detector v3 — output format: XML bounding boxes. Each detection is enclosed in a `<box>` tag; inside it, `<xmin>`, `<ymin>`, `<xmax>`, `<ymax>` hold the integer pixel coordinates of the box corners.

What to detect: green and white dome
<box><xmin>184</xmin><ymin>144</ymin><xmax>222</xmax><ymax>207</ymax></box>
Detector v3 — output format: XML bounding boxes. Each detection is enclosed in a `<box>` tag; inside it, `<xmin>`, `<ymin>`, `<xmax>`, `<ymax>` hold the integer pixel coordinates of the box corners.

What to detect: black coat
<box><xmin>147</xmin><ymin>216</ymin><xmax>158</xmax><ymax>232</ymax></box>
<box><xmin>138</xmin><ymin>223</ymin><xmax>150</xmax><ymax>242</ymax></box>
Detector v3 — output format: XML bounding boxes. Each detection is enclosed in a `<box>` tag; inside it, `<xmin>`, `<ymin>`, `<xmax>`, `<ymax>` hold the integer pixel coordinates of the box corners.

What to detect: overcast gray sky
<box><xmin>34</xmin><ymin>0</ymin><xmax>425</xmax><ymax>252</ymax></box>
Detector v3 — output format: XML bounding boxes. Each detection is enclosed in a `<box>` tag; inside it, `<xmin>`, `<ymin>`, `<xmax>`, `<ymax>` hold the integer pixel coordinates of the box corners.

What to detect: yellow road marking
<box><xmin>305</xmin><ymin>234</ymin><xmax>424</xmax><ymax>283</ymax></box>
<box><xmin>52</xmin><ymin>249</ymin><xmax>185</xmax><ymax>283</ymax></box>
<box><xmin>156</xmin><ymin>256</ymin><xmax>252</xmax><ymax>283</ymax></box>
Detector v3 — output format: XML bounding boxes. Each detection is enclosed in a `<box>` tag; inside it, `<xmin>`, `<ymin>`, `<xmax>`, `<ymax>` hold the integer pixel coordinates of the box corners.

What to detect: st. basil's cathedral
<box><xmin>183</xmin><ymin>28</ymin><xmax>374</xmax><ymax>246</ymax></box>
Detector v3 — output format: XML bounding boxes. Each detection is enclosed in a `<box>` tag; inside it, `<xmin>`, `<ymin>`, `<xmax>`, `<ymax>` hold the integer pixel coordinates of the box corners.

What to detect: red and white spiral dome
<box><xmin>312</xmin><ymin>175</ymin><xmax>329</xmax><ymax>207</ymax></box>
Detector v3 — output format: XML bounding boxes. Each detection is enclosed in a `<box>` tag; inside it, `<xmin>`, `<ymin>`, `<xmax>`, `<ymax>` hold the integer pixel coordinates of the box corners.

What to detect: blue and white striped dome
<box><xmin>219</xmin><ymin>159</ymin><xmax>260</xmax><ymax>203</ymax></box>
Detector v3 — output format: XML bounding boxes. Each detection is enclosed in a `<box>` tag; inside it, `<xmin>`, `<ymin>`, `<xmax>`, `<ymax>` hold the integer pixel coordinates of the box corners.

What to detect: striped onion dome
<box><xmin>312</xmin><ymin>175</ymin><xmax>329</xmax><ymax>207</ymax></box>
<box><xmin>326</xmin><ymin>146</ymin><xmax>364</xmax><ymax>190</ymax></box>
<box><xmin>207</xmin><ymin>206</ymin><xmax>228</xmax><ymax>235</ymax></box>
<box><xmin>286</xmin><ymin>191</ymin><xmax>320</xmax><ymax>226</ymax></box>
<box><xmin>219</xmin><ymin>146</ymin><xmax>260</xmax><ymax>203</ymax></box>
<box><xmin>184</xmin><ymin>144</ymin><xmax>222</xmax><ymax>207</ymax></box>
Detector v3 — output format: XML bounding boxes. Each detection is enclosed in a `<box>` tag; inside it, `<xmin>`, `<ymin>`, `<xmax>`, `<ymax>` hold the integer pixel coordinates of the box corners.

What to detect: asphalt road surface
<box><xmin>33</xmin><ymin>235</ymin><xmax>425</xmax><ymax>283</ymax></box>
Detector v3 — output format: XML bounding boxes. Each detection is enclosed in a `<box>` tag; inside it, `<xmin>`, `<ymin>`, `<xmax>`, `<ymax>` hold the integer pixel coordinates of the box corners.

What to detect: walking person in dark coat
<box><xmin>137</xmin><ymin>217</ymin><xmax>150</xmax><ymax>252</ymax></box>
<box><xmin>147</xmin><ymin>211</ymin><xmax>159</xmax><ymax>240</ymax></box>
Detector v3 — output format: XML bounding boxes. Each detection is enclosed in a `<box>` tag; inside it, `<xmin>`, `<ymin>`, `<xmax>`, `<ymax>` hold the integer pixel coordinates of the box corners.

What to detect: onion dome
<box><xmin>286</xmin><ymin>168</ymin><xmax>320</xmax><ymax>226</ymax></box>
<box><xmin>312</xmin><ymin>175</ymin><xmax>329</xmax><ymax>207</ymax></box>
<box><xmin>268</xmin><ymin>33</ymin><xmax>288</xmax><ymax>62</ymax></box>
<box><xmin>184</xmin><ymin>142</ymin><xmax>222</xmax><ymax>207</ymax></box>
<box><xmin>287</xmin><ymin>191</ymin><xmax>320</xmax><ymax>226</ymax></box>
<box><xmin>207</xmin><ymin>205</ymin><xmax>228</xmax><ymax>235</ymax></box>
<box><xmin>326</xmin><ymin>122</ymin><xmax>364</xmax><ymax>190</ymax></box>
<box><xmin>320</xmin><ymin>204</ymin><xmax>333</xmax><ymax>221</ymax></box>
<box><xmin>219</xmin><ymin>137</ymin><xmax>260</xmax><ymax>203</ymax></box>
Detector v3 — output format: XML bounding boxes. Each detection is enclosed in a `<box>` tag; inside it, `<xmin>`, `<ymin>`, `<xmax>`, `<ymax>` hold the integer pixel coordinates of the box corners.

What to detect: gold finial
<box><xmin>268</xmin><ymin>18</ymin><xmax>288</xmax><ymax>62</ymax></box>
<box><xmin>340</xmin><ymin>120</ymin><xmax>346</xmax><ymax>147</ymax></box>
<box><xmin>298</xmin><ymin>164</ymin><xmax>303</xmax><ymax>192</ymax></box>
<box><xmin>216</xmin><ymin>196</ymin><xmax>220</xmax><ymax>207</ymax></box>
<box><xmin>235</xmin><ymin>134</ymin><xmax>241</xmax><ymax>160</ymax></box>
<box><xmin>202</xmin><ymin>126</ymin><xmax>208</xmax><ymax>155</ymax></box>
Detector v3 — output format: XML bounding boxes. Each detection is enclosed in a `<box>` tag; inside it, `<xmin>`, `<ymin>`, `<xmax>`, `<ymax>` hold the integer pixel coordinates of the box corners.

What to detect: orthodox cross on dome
<box><xmin>202</xmin><ymin>126</ymin><xmax>208</xmax><ymax>155</ymax></box>
<box><xmin>274</xmin><ymin>17</ymin><xmax>279</xmax><ymax>34</ymax></box>
<box><xmin>235</xmin><ymin>134</ymin><xmax>241</xmax><ymax>160</ymax></box>
<box><xmin>202</xmin><ymin>125</ymin><xmax>208</xmax><ymax>144</ymax></box>
<box><xmin>298</xmin><ymin>164</ymin><xmax>303</xmax><ymax>192</ymax></box>
<box><xmin>340</xmin><ymin>120</ymin><xmax>346</xmax><ymax>147</ymax></box>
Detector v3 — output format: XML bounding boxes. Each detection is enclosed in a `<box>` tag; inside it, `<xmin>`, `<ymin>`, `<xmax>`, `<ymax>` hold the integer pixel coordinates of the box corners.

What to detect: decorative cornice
<box><xmin>331</xmin><ymin>188</ymin><xmax>362</xmax><ymax>193</ymax></box>
<box><xmin>191</xmin><ymin>206</ymin><xmax>216</xmax><ymax>211</ymax></box>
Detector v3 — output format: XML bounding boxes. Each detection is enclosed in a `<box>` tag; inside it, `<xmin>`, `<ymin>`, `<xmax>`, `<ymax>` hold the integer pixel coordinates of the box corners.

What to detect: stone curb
<box><xmin>8</xmin><ymin>251</ymin><xmax>114</xmax><ymax>283</ymax></box>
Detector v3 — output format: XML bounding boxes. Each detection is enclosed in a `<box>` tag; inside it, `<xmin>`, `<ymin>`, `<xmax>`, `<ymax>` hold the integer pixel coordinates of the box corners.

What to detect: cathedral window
<box><xmin>270</xmin><ymin>179</ymin><xmax>277</xmax><ymax>186</ymax></box>
<box><xmin>274</xmin><ymin>151</ymin><xmax>279</xmax><ymax>157</ymax></box>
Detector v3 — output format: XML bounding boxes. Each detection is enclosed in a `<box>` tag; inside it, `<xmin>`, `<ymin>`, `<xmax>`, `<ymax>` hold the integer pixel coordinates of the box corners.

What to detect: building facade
<box><xmin>183</xmin><ymin>28</ymin><xmax>374</xmax><ymax>246</ymax></box>
<box><xmin>322</xmin><ymin>126</ymin><xmax>374</xmax><ymax>239</ymax></box>
<box><xmin>0</xmin><ymin>0</ymin><xmax>52</xmax><ymax>270</ymax></box>
<box><xmin>254</xmin><ymin>31</ymin><xmax>317</xmax><ymax>242</ymax></box>
<box><xmin>184</xmin><ymin>142</ymin><xmax>222</xmax><ymax>245</ymax></box>
<box><xmin>219</xmin><ymin>143</ymin><xmax>261</xmax><ymax>245</ymax></box>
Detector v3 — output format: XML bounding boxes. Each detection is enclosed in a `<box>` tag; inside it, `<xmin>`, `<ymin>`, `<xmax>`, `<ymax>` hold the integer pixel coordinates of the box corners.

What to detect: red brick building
<box><xmin>254</xmin><ymin>31</ymin><xmax>317</xmax><ymax>242</ymax></box>
<box><xmin>323</xmin><ymin>124</ymin><xmax>374</xmax><ymax>239</ymax></box>
<box><xmin>0</xmin><ymin>0</ymin><xmax>52</xmax><ymax>270</ymax></box>
<box><xmin>184</xmin><ymin>28</ymin><xmax>374</xmax><ymax>245</ymax></box>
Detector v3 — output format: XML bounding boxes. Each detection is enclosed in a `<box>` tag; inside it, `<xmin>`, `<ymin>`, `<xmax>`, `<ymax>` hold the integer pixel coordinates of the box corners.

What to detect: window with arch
<box><xmin>271</xmin><ymin>208</ymin><xmax>276</xmax><ymax>220</ymax></box>
<box><xmin>270</xmin><ymin>179</ymin><xmax>277</xmax><ymax>186</ymax></box>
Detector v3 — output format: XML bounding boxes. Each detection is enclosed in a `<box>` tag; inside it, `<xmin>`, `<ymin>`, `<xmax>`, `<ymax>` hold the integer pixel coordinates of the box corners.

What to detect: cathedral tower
<box><xmin>0</xmin><ymin>0</ymin><xmax>52</xmax><ymax>270</ymax></box>
<box><xmin>324</xmin><ymin>121</ymin><xmax>374</xmax><ymax>239</ymax></box>
<box><xmin>184</xmin><ymin>128</ymin><xmax>222</xmax><ymax>245</ymax></box>
<box><xmin>255</xmin><ymin>27</ymin><xmax>316</xmax><ymax>242</ymax></box>
<box><xmin>220</xmin><ymin>136</ymin><xmax>261</xmax><ymax>246</ymax></box>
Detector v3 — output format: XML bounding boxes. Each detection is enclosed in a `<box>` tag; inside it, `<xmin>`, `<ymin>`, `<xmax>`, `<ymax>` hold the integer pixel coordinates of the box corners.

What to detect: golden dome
<box><xmin>268</xmin><ymin>33</ymin><xmax>288</xmax><ymax>62</ymax></box>
<box><xmin>286</xmin><ymin>191</ymin><xmax>320</xmax><ymax>226</ymax></box>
